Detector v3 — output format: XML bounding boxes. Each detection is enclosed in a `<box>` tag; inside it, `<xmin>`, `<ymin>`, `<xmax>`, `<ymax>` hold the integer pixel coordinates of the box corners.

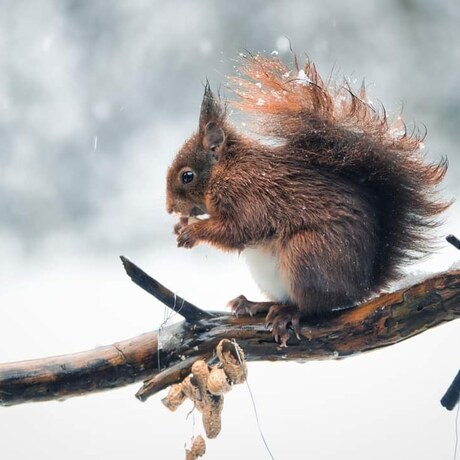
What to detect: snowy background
<box><xmin>1</xmin><ymin>1</ymin><xmax>459</xmax><ymax>459</ymax></box>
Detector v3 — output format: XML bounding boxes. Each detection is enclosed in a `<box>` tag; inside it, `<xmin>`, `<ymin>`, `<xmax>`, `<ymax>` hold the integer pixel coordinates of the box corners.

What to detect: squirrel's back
<box><xmin>230</xmin><ymin>55</ymin><xmax>450</xmax><ymax>290</ymax></box>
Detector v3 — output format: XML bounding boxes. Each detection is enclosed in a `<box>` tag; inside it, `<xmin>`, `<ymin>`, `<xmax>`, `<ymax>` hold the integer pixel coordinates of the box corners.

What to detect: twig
<box><xmin>440</xmin><ymin>235</ymin><xmax>460</xmax><ymax>411</ymax></box>
<box><xmin>136</xmin><ymin>356</ymin><xmax>197</xmax><ymax>402</ymax></box>
<box><xmin>441</xmin><ymin>370</ymin><xmax>460</xmax><ymax>411</ymax></box>
<box><xmin>120</xmin><ymin>256</ymin><xmax>215</xmax><ymax>322</ymax></box>
<box><xmin>447</xmin><ymin>234</ymin><xmax>460</xmax><ymax>251</ymax></box>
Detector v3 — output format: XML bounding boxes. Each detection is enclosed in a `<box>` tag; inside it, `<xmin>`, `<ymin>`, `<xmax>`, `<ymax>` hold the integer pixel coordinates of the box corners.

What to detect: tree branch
<box><xmin>447</xmin><ymin>234</ymin><xmax>460</xmax><ymax>251</ymax></box>
<box><xmin>0</xmin><ymin>261</ymin><xmax>459</xmax><ymax>407</ymax></box>
<box><xmin>120</xmin><ymin>256</ymin><xmax>215</xmax><ymax>322</ymax></box>
<box><xmin>441</xmin><ymin>370</ymin><xmax>460</xmax><ymax>410</ymax></box>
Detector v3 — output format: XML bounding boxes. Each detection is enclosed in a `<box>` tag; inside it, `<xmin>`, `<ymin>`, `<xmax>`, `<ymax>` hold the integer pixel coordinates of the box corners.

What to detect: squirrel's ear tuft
<box><xmin>199</xmin><ymin>80</ymin><xmax>224</xmax><ymax>128</ymax></box>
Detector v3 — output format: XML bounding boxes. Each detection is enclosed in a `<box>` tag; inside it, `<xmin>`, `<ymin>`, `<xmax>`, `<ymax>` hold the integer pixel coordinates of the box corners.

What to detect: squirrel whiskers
<box><xmin>166</xmin><ymin>54</ymin><xmax>450</xmax><ymax>346</ymax></box>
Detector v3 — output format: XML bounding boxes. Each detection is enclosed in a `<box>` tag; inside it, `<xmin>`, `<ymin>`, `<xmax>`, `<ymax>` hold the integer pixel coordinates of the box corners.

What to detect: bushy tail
<box><xmin>231</xmin><ymin>54</ymin><xmax>451</xmax><ymax>285</ymax></box>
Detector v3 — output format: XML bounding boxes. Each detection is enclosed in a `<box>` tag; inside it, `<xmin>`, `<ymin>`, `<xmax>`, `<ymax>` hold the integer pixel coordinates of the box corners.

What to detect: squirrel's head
<box><xmin>166</xmin><ymin>82</ymin><xmax>227</xmax><ymax>218</ymax></box>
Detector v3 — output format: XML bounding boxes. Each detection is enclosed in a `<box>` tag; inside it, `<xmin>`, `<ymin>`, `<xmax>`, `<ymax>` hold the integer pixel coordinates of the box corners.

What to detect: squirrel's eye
<box><xmin>181</xmin><ymin>170</ymin><xmax>194</xmax><ymax>184</ymax></box>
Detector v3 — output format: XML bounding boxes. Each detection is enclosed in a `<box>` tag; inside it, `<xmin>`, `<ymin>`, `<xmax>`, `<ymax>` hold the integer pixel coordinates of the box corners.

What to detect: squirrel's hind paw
<box><xmin>265</xmin><ymin>304</ymin><xmax>301</xmax><ymax>347</ymax></box>
<box><xmin>228</xmin><ymin>295</ymin><xmax>272</xmax><ymax>317</ymax></box>
<box><xmin>228</xmin><ymin>297</ymin><xmax>302</xmax><ymax>346</ymax></box>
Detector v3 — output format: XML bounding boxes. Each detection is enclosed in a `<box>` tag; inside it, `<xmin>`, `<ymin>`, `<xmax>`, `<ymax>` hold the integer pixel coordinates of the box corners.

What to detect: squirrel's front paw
<box><xmin>177</xmin><ymin>225</ymin><xmax>198</xmax><ymax>249</ymax></box>
<box><xmin>173</xmin><ymin>217</ymin><xmax>189</xmax><ymax>235</ymax></box>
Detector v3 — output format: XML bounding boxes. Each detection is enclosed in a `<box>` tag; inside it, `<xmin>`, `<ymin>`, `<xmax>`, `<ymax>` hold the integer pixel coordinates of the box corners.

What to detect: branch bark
<box><xmin>0</xmin><ymin>261</ymin><xmax>459</xmax><ymax>407</ymax></box>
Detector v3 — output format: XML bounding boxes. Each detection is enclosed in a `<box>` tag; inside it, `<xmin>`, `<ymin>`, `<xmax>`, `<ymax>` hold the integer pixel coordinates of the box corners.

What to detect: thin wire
<box><xmin>158</xmin><ymin>292</ymin><xmax>194</xmax><ymax>455</ymax></box>
<box><xmin>454</xmin><ymin>403</ymin><xmax>459</xmax><ymax>460</ymax></box>
<box><xmin>156</xmin><ymin>306</ymin><xmax>170</xmax><ymax>371</ymax></box>
<box><xmin>185</xmin><ymin>406</ymin><xmax>197</xmax><ymax>434</ymax></box>
<box><xmin>232</xmin><ymin>340</ymin><xmax>276</xmax><ymax>460</ymax></box>
<box><xmin>183</xmin><ymin>410</ymin><xmax>196</xmax><ymax>450</ymax></box>
<box><xmin>157</xmin><ymin>292</ymin><xmax>185</xmax><ymax>371</ymax></box>
<box><xmin>185</xmin><ymin>403</ymin><xmax>198</xmax><ymax>452</ymax></box>
<box><xmin>186</xmin><ymin>404</ymin><xmax>197</xmax><ymax>422</ymax></box>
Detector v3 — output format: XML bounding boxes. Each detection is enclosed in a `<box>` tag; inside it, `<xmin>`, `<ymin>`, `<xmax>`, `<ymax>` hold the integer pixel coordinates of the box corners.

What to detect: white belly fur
<box><xmin>243</xmin><ymin>246</ymin><xmax>291</xmax><ymax>302</ymax></box>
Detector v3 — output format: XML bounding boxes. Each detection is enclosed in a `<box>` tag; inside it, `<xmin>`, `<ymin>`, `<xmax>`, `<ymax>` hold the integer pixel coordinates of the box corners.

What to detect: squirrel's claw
<box><xmin>265</xmin><ymin>304</ymin><xmax>301</xmax><ymax>347</ymax></box>
<box><xmin>228</xmin><ymin>296</ymin><xmax>301</xmax><ymax>345</ymax></box>
<box><xmin>228</xmin><ymin>295</ymin><xmax>271</xmax><ymax>317</ymax></box>
<box><xmin>173</xmin><ymin>222</ymin><xmax>182</xmax><ymax>235</ymax></box>
<box><xmin>228</xmin><ymin>295</ymin><xmax>250</xmax><ymax>317</ymax></box>
<box><xmin>176</xmin><ymin>225</ymin><xmax>198</xmax><ymax>249</ymax></box>
<box><xmin>174</xmin><ymin>216</ymin><xmax>189</xmax><ymax>236</ymax></box>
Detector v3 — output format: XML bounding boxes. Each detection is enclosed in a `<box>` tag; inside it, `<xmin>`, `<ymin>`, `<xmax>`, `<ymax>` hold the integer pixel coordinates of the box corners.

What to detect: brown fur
<box><xmin>166</xmin><ymin>55</ymin><xmax>450</xmax><ymax>344</ymax></box>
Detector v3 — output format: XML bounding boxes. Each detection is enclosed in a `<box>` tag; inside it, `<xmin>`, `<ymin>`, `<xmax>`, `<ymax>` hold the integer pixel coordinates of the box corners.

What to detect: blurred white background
<box><xmin>0</xmin><ymin>1</ymin><xmax>459</xmax><ymax>459</ymax></box>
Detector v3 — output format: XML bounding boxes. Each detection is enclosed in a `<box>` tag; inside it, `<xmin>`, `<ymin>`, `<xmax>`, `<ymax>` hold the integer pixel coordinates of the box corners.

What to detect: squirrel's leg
<box><xmin>278</xmin><ymin>231</ymin><xmax>336</xmax><ymax>313</ymax></box>
<box><xmin>263</xmin><ymin>231</ymin><xmax>348</xmax><ymax>346</ymax></box>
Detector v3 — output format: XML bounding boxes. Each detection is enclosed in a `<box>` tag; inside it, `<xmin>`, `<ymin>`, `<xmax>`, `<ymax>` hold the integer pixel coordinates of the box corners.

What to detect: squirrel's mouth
<box><xmin>178</xmin><ymin>206</ymin><xmax>210</xmax><ymax>225</ymax></box>
<box><xmin>189</xmin><ymin>206</ymin><xmax>206</xmax><ymax>217</ymax></box>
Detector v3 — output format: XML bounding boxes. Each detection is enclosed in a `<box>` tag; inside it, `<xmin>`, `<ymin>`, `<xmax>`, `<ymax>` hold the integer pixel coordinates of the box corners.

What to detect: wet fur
<box><xmin>166</xmin><ymin>55</ymin><xmax>450</xmax><ymax>321</ymax></box>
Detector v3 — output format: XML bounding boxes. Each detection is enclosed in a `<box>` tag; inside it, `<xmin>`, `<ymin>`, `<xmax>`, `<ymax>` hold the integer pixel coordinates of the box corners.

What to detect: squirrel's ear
<box><xmin>199</xmin><ymin>81</ymin><xmax>226</xmax><ymax>158</ymax></box>
<box><xmin>199</xmin><ymin>80</ymin><xmax>224</xmax><ymax>128</ymax></box>
<box><xmin>203</xmin><ymin>121</ymin><xmax>225</xmax><ymax>154</ymax></box>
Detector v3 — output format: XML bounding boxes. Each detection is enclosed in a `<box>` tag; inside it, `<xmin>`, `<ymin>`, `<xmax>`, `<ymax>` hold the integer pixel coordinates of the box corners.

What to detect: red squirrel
<box><xmin>166</xmin><ymin>55</ymin><xmax>450</xmax><ymax>346</ymax></box>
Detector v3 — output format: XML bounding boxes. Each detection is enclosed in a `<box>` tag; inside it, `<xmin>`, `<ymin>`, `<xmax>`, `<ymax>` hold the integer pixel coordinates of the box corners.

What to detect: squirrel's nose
<box><xmin>166</xmin><ymin>199</ymin><xmax>175</xmax><ymax>214</ymax></box>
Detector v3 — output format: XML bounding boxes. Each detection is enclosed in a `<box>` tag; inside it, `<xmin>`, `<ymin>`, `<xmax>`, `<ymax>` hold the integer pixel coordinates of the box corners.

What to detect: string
<box><xmin>157</xmin><ymin>292</ymin><xmax>185</xmax><ymax>371</ymax></box>
<box><xmin>232</xmin><ymin>339</ymin><xmax>276</xmax><ymax>460</ymax></box>
<box><xmin>183</xmin><ymin>411</ymin><xmax>197</xmax><ymax>451</ymax></box>
<box><xmin>161</xmin><ymin>294</ymin><xmax>194</xmax><ymax>453</ymax></box>
<box><xmin>186</xmin><ymin>403</ymin><xmax>197</xmax><ymax>423</ymax></box>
